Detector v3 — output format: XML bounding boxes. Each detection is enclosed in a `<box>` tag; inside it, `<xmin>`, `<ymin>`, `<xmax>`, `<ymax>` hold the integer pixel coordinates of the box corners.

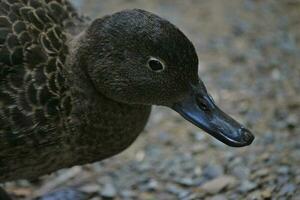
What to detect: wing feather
<box><xmin>0</xmin><ymin>0</ymin><xmax>82</xmax><ymax>147</ymax></box>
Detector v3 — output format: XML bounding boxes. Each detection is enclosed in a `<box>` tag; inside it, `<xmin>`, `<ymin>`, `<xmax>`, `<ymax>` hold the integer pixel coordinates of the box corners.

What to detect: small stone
<box><xmin>91</xmin><ymin>163</ymin><xmax>103</xmax><ymax>172</ymax></box>
<box><xmin>120</xmin><ymin>190</ymin><xmax>136</xmax><ymax>198</ymax></box>
<box><xmin>261</xmin><ymin>188</ymin><xmax>272</xmax><ymax>199</ymax></box>
<box><xmin>191</xmin><ymin>144</ymin><xmax>206</xmax><ymax>154</ymax></box>
<box><xmin>194</xmin><ymin>167</ymin><xmax>202</xmax><ymax>176</ymax></box>
<box><xmin>277</xmin><ymin>166</ymin><xmax>290</xmax><ymax>175</ymax></box>
<box><xmin>232</xmin><ymin>20</ymin><xmax>250</xmax><ymax>36</ymax></box>
<box><xmin>254</xmin><ymin>168</ymin><xmax>269</xmax><ymax>178</ymax></box>
<box><xmin>10</xmin><ymin>188</ymin><xmax>33</xmax><ymax>197</ymax></box>
<box><xmin>39</xmin><ymin>188</ymin><xmax>87</xmax><ymax>200</ymax></box>
<box><xmin>157</xmin><ymin>131</ymin><xmax>172</xmax><ymax>144</ymax></box>
<box><xmin>166</xmin><ymin>184</ymin><xmax>181</xmax><ymax>195</ymax></box>
<box><xmin>271</xmin><ymin>69</ymin><xmax>281</xmax><ymax>80</ymax></box>
<box><xmin>277</xmin><ymin>175</ymin><xmax>289</xmax><ymax>185</ymax></box>
<box><xmin>228</xmin><ymin>157</ymin><xmax>243</xmax><ymax>167</ymax></box>
<box><xmin>136</xmin><ymin>162</ymin><xmax>151</xmax><ymax>172</ymax></box>
<box><xmin>100</xmin><ymin>182</ymin><xmax>117</xmax><ymax>199</ymax></box>
<box><xmin>228</xmin><ymin>193</ymin><xmax>240</xmax><ymax>200</ymax></box>
<box><xmin>238</xmin><ymin>180</ymin><xmax>257</xmax><ymax>193</ymax></box>
<box><xmin>139</xmin><ymin>192</ymin><xmax>155</xmax><ymax>200</ymax></box>
<box><xmin>286</xmin><ymin>114</ymin><xmax>298</xmax><ymax>129</ymax></box>
<box><xmin>166</xmin><ymin>184</ymin><xmax>190</xmax><ymax>198</ymax></box>
<box><xmin>178</xmin><ymin>190</ymin><xmax>190</xmax><ymax>199</ymax></box>
<box><xmin>181</xmin><ymin>193</ymin><xmax>198</xmax><ymax>200</ymax></box>
<box><xmin>279</xmin><ymin>33</ymin><xmax>297</xmax><ymax>53</ymax></box>
<box><xmin>293</xmin><ymin>194</ymin><xmax>300</xmax><ymax>200</ymax></box>
<box><xmin>203</xmin><ymin>164</ymin><xmax>224</xmax><ymax>179</ymax></box>
<box><xmin>16</xmin><ymin>180</ymin><xmax>32</xmax><ymax>187</ymax></box>
<box><xmin>135</xmin><ymin>151</ymin><xmax>145</xmax><ymax>161</ymax></box>
<box><xmin>211</xmin><ymin>139</ymin><xmax>227</xmax><ymax>148</ymax></box>
<box><xmin>72</xmin><ymin>0</ymin><xmax>83</xmax><ymax>9</ymax></box>
<box><xmin>175</xmin><ymin>177</ymin><xmax>195</xmax><ymax>187</ymax></box>
<box><xmin>192</xmin><ymin>132</ymin><xmax>206</xmax><ymax>141</ymax></box>
<box><xmin>210</xmin><ymin>194</ymin><xmax>228</xmax><ymax>200</ymax></box>
<box><xmin>145</xmin><ymin>179</ymin><xmax>159</xmax><ymax>191</ymax></box>
<box><xmin>89</xmin><ymin>197</ymin><xmax>101</xmax><ymax>200</ymax></box>
<box><xmin>279</xmin><ymin>183</ymin><xmax>295</xmax><ymax>196</ymax></box>
<box><xmin>200</xmin><ymin>176</ymin><xmax>237</xmax><ymax>194</ymax></box>
<box><xmin>295</xmin><ymin>175</ymin><xmax>300</xmax><ymax>184</ymax></box>
<box><xmin>79</xmin><ymin>184</ymin><xmax>101</xmax><ymax>193</ymax></box>
<box><xmin>259</xmin><ymin>153</ymin><xmax>271</xmax><ymax>162</ymax></box>
<box><xmin>232</xmin><ymin>166</ymin><xmax>250</xmax><ymax>179</ymax></box>
<box><xmin>247</xmin><ymin>191</ymin><xmax>262</xmax><ymax>200</ymax></box>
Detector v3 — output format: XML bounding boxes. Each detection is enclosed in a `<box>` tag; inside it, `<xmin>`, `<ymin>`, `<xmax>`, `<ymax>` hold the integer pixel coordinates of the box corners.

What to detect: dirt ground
<box><xmin>4</xmin><ymin>0</ymin><xmax>300</xmax><ymax>199</ymax></box>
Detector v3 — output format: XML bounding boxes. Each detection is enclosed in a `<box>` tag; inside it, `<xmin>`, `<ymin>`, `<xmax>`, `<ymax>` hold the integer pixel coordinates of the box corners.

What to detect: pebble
<box><xmin>238</xmin><ymin>180</ymin><xmax>257</xmax><ymax>193</ymax></box>
<box><xmin>100</xmin><ymin>182</ymin><xmax>117</xmax><ymax>199</ymax></box>
<box><xmin>175</xmin><ymin>177</ymin><xmax>195</xmax><ymax>187</ymax></box>
<box><xmin>261</xmin><ymin>188</ymin><xmax>272</xmax><ymax>199</ymax></box>
<box><xmin>89</xmin><ymin>197</ymin><xmax>101</xmax><ymax>200</ymax></box>
<box><xmin>166</xmin><ymin>184</ymin><xmax>190</xmax><ymax>198</ymax></box>
<box><xmin>253</xmin><ymin>168</ymin><xmax>269</xmax><ymax>178</ymax></box>
<box><xmin>157</xmin><ymin>131</ymin><xmax>172</xmax><ymax>144</ymax></box>
<box><xmin>71</xmin><ymin>0</ymin><xmax>83</xmax><ymax>8</ymax></box>
<box><xmin>277</xmin><ymin>166</ymin><xmax>290</xmax><ymax>175</ymax></box>
<box><xmin>277</xmin><ymin>175</ymin><xmax>290</xmax><ymax>185</ymax></box>
<box><xmin>144</xmin><ymin>179</ymin><xmax>159</xmax><ymax>191</ymax></box>
<box><xmin>210</xmin><ymin>194</ymin><xmax>228</xmax><ymax>200</ymax></box>
<box><xmin>79</xmin><ymin>184</ymin><xmax>101</xmax><ymax>193</ymax></box>
<box><xmin>120</xmin><ymin>190</ymin><xmax>137</xmax><ymax>198</ymax></box>
<box><xmin>16</xmin><ymin>180</ymin><xmax>32</xmax><ymax>187</ymax></box>
<box><xmin>181</xmin><ymin>193</ymin><xmax>198</xmax><ymax>200</ymax></box>
<box><xmin>295</xmin><ymin>175</ymin><xmax>300</xmax><ymax>184</ymax></box>
<box><xmin>232</xmin><ymin>19</ymin><xmax>250</xmax><ymax>36</ymax></box>
<box><xmin>192</xmin><ymin>131</ymin><xmax>206</xmax><ymax>141</ymax></box>
<box><xmin>279</xmin><ymin>183</ymin><xmax>296</xmax><ymax>196</ymax></box>
<box><xmin>191</xmin><ymin>144</ymin><xmax>206</xmax><ymax>154</ymax></box>
<box><xmin>203</xmin><ymin>164</ymin><xmax>224</xmax><ymax>179</ymax></box>
<box><xmin>200</xmin><ymin>176</ymin><xmax>237</xmax><ymax>194</ymax></box>
<box><xmin>232</xmin><ymin>166</ymin><xmax>250</xmax><ymax>179</ymax></box>
<box><xmin>248</xmin><ymin>191</ymin><xmax>262</xmax><ymax>200</ymax></box>
<box><xmin>38</xmin><ymin>188</ymin><xmax>87</xmax><ymax>200</ymax></box>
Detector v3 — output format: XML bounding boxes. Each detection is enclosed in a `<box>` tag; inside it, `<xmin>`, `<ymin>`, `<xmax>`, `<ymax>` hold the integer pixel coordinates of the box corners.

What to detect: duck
<box><xmin>0</xmin><ymin>0</ymin><xmax>254</xmax><ymax>198</ymax></box>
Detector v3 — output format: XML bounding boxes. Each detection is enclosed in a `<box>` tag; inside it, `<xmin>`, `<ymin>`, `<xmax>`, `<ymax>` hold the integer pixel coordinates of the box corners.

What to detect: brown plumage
<box><xmin>0</xmin><ymin>0</ymin><xmax>88</xmax><ymax>180</ymax></box>
<box><xmin>0</xmin><ymin>0</ymin><xmax>157</xmax><ymax>182</ymax></box>
<box><xmin>0</xmin><ymin>0</ymin><xmax>253</xmax><ymax>188</ymax></box>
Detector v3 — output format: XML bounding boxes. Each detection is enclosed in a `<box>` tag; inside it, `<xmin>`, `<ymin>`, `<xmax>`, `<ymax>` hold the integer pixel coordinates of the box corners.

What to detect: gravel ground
<box><xmin>3</xmin><ymin>0</ymin><xmax>300</xmax><ymax>199</ymax></box>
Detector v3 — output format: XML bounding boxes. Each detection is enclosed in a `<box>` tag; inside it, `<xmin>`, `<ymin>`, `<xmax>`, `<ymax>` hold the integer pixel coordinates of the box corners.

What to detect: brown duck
<box><xmin>0</xmin><ymin>0</ymin><xmax>254</xmax><ymax>197</ymax></box>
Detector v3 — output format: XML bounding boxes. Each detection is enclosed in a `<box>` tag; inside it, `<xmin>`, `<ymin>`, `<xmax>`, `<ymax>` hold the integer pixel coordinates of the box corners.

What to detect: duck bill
<box><xmin>171</xmin><ymin>81</ymin><xmax>254</xmax><ymax>147</ymax></box>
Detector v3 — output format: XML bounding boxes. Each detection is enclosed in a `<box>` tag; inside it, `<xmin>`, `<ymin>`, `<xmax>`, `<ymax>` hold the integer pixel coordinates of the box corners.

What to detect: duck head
<box><xmin>78</xmin><ymin>9</ymin><xmax>254</xmax><ymax>147</ymax></box>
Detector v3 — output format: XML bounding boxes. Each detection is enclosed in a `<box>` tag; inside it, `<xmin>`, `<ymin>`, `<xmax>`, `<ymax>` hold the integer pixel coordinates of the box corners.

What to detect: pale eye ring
<box><xmin>147</xmin><ymin>57</ymin><xmax>165</xmax><ymax>72</ymax></box>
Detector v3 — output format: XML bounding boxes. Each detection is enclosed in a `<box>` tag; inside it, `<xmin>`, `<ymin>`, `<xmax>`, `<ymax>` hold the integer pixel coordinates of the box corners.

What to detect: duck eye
<box><xmin>147</xmin><ymin>58</ymin><xmax>165</xmax><ymax>72</ymax></box>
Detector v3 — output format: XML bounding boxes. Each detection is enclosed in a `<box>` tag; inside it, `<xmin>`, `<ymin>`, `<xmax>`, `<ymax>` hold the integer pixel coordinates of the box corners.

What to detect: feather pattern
<box><xmin>0</xmin><ymin>2</ymin><xmax>157</xmax><ymax>182</ymax></box>
<box><xmin>0</xmin><ymin>0</ymin><xmax>151</xmax><ymax>182</ymax></box>
<box><xmin>0</xmin><ymin>0</ymin><xmax>86</xmax><ymax>180</ymax></box>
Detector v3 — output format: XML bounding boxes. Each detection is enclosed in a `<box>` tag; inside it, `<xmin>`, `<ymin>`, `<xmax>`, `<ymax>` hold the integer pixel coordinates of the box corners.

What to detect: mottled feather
<box><xmin>0</xmin><ymin>0</ymin><xmax>85</xmax><ymax>180</ymax></box>
<box><xmin>0</xmin><ymin>2</ymin><xmax>161</xmax><ymax>183</ymax></box>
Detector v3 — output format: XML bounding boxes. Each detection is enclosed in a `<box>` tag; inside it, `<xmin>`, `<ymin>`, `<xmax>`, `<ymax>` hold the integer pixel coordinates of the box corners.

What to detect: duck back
<box><xmin>0</xmin><ymin>0</ymin><xmax>152</xmax><ymax>182</ymax></box>
<box><xmin>0</xmin><ymin>0</ymin><xmax>85</xmax><ymax>181</ymax></box>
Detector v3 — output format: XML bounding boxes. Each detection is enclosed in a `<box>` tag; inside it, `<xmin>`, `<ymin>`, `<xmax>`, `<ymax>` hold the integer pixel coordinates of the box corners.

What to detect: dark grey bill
<box><xmin>171</xmin><ymin>81</ymin><xmax>254</xmax><ymax>147</ymax></box>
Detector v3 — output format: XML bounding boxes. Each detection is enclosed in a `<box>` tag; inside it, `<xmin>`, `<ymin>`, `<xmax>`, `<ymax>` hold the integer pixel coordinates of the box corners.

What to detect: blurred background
<box><xmin>5</xmin><ymin>0</ymin><xmax>300</xmax><ymax>199</ymax></box>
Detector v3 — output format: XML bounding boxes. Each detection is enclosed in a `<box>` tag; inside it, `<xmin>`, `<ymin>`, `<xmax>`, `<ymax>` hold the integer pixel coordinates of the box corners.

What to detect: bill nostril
<box><xmin>195</xmin><ymin>96</ymin><xmax>210</xmax><ymax>112</ymax></box>
<box><xmin>239</xmin><ymin>127</ymin><xmax>254</xmax><ymax>144</ymax></box>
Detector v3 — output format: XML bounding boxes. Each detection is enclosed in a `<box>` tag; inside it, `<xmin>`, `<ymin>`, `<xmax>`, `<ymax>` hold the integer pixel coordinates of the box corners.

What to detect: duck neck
<box><xmin>64</xmin><ymin>34</ymin><xmax>151</xmax><ymax>164</ymax></box>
